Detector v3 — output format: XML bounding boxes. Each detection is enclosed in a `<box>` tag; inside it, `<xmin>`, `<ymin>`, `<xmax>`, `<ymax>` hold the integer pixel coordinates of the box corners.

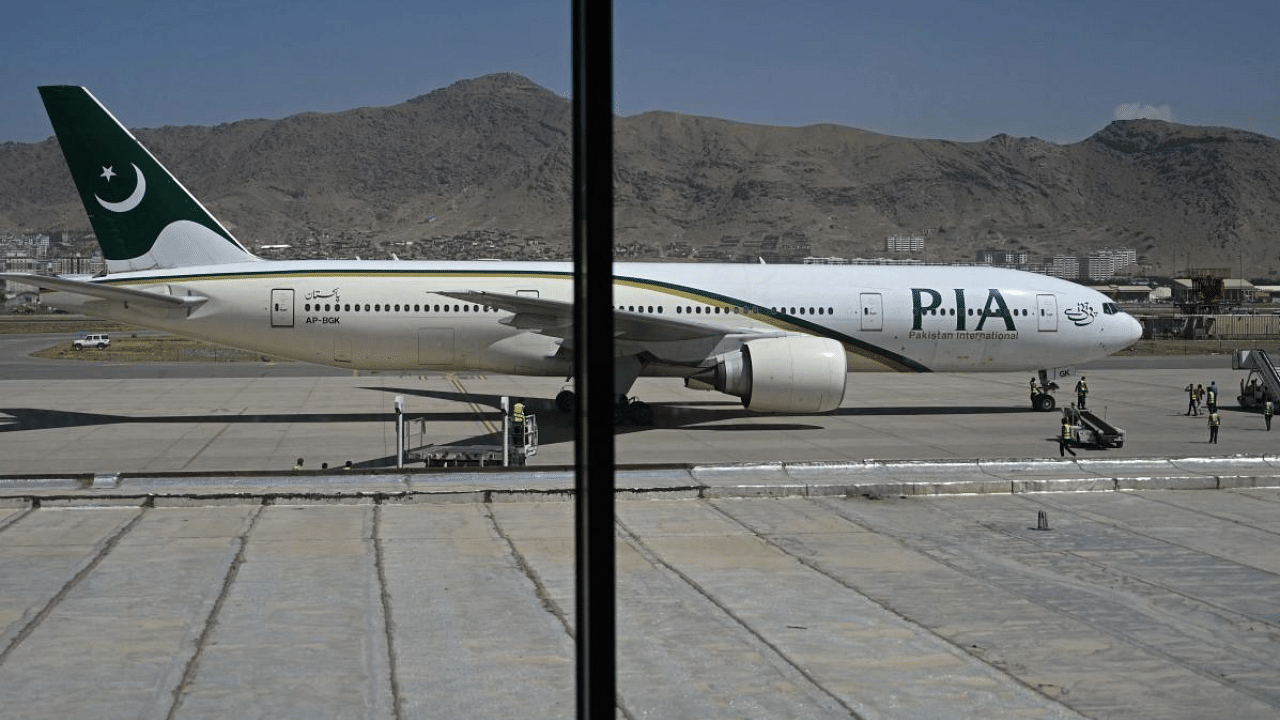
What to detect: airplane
<box><xmin>2</xmin><ymin>86</ymin><xmax>1143</xmax><ymax>423</ymax></box>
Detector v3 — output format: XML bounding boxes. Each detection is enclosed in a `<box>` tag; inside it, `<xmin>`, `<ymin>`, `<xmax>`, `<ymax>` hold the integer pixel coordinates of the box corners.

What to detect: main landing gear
<box><xmin>1030</xmin><ymin>370</ymin><xmax>1062</xmax><ymax>412</ymax></box>
<box><xmin>554</xmin><ymin>389</ymin><xmax>654</xmax><ymax>425</ymax></box>
<box><xmin>1031</xmin><ymin>392</ymin><xmax>1057</xmax><ymax>412</ymax></box>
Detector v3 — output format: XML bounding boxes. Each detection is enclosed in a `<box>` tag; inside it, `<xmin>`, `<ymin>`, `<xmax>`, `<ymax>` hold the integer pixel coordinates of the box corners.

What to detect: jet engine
<box><xmin>686</xmin><ymin>336</ymin><xmax>848</xmax><ymax>413</ymax></box>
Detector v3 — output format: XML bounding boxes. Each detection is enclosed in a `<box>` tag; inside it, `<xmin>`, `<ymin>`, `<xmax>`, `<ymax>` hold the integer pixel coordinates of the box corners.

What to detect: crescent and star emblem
<box><xmin>95</xmin><ymin>163</ymin><xmax>146</xmax><ymax>213</ymax></box>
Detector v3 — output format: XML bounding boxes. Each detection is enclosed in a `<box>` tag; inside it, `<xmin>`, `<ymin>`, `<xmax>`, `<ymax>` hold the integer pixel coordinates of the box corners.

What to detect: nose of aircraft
<box><xmin>1115</xmin><ymin>312</ymin><xmax>1143</xmax><ymax>350</ymax></box>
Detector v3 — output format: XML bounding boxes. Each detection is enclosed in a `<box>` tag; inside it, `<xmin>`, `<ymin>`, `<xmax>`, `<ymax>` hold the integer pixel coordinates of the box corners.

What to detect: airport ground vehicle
<box><xmin>72</xmin><ymin>333</ymin><xmax>110</xmax><ymax>350</ymax></box>
<box><xmin>1062</xmin><ymin>408</ymin><xmax>1125</xmax><ymax>449</ymax></box>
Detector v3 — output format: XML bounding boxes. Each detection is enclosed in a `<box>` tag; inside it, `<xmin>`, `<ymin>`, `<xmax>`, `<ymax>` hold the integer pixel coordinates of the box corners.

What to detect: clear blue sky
<box><xmin>3</xmin><ymin>0</ymin><xmax>1278</xmax><ymax>144</ymax></box>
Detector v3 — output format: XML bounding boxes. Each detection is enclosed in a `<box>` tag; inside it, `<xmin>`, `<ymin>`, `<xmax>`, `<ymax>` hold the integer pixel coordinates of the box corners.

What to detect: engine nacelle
<box><xmin>687</xmin><ymin>336</ymin><xmax>848</xmax><ymax>412</ymax></box>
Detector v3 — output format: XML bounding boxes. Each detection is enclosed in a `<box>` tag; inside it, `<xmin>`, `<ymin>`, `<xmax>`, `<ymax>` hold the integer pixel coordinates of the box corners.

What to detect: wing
<box><xmin>0</xmin><ymin>273</ymin><xmax>207</xmax><ymax>311</ymax></box>
<box><xmin>435</xmin><ymin>289</ymin><xmax>785</xmax><ymax>361</ymax></box>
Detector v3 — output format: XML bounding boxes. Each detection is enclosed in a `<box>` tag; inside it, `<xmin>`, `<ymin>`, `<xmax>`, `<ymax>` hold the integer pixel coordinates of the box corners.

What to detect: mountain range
<box><xmin>2</xmin><ymin>72</ymin><xmax>1278</xmax><ymax>277</ymax></box>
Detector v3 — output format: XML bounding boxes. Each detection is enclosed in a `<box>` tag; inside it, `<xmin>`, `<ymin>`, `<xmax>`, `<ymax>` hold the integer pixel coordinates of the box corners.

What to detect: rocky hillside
<box><xmin>2</xmin><ymin>73</ymin><xmax>1278</xmax><ymax>276</ymax></box>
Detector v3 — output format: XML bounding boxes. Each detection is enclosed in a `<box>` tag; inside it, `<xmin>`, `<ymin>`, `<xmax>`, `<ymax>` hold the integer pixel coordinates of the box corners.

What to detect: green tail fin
<box><xmin>38</xmin><ymin>86</ymin><xmax>257</xmax><ymax>273</ymax></box>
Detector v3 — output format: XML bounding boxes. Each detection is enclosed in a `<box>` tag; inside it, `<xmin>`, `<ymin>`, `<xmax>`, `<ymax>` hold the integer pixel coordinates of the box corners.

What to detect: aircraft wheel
<box><xmin>628</xmin><ymin>401</ymin><xmax>653</xmax><ymax>426</ymax></box>
<box><xmin>1033</xmin><ymin>393</ymin><xmax>1056</xmax><ymax>412</ymax></box>
<box><xmin>555</xmin><ymin>389</ymin><xmax>574</xmax><ymax>413</ymax></box>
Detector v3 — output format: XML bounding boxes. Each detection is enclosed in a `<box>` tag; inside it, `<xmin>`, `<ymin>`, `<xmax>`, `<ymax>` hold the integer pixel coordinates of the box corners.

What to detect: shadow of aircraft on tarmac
<box><xmin>0</xmin><ymin>387</ymin><xmax>1040</xmax><ymax>470</ymax></box>
<box><xmin>367</xmin><ymin>385</ymin><xmax>1037</xmax><ymax>448</ymax></box>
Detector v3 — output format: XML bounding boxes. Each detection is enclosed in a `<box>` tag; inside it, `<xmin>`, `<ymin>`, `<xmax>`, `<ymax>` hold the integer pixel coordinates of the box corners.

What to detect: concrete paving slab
<box><xmin>380</xmin><ymin>503</ymin><xmax>575</xmax><ymax>719</ymax></box>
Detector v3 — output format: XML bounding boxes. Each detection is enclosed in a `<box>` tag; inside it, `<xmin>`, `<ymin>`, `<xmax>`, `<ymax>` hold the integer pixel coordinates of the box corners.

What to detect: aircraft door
<box><xmin>860</xmin><ymin>293</ymin><xmax>883</xmax><ymax>331</ymax></box>
<box><xmin>1037</xmin><ymin>294</ymin><xmax>1058</xmax><ymax>331</ymax></box>
<box><xmin>271</xmin><ymin>289</ymin><xmax>294</xmax><ymax>328</ymax></box>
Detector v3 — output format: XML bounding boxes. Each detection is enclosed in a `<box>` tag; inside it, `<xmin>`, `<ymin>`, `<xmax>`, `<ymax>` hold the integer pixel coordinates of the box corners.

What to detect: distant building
<box><xmin>1097</xmin><ymin>247</ymin><xmax>1138</xmax><ymax>269</ymax></box>
<box><xmin>0</xmin><ymin>256</ymin><xmax>52</xmax><ymax>274</ymax></box>
<box><xmin>1089</xmin><ymin>284</ymin><xmax>1154</xmax><ymax>303</ymax></box>
<box><xmin>1172</xmin><ymin>277</ymin><xmax>1257</xmax><ymax>306</ymax></box>
<box><xmin>1041</xmin><ymin>247</ymin><xmax>1139</xmax><ymax>280</ymax></box>
<box><xmin>1047</xmin><ymin>255</ymin><xmax>1080</xmax><ymax>279</ymax></box>
<box><xmin>1083</xmin><ymin>255</ymin><xmax>1114</xmax><ymax>281</ymax></box>
<box><xmin>884</xmin><ymin>235</ymin><xmax>924</xmax><ymax>253</ymax></box>
<box><xmin>975</xmin><ymin>248</ymin><xmax>1028</xmax><ymax>266</ymax></box>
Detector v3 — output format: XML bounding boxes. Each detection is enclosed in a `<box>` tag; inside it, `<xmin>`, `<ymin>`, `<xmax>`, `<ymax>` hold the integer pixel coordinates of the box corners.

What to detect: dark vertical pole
<box><xmin>572</xmin><ymin>1</ymin><xmax>615</xmax><ymax>719</ymax></box>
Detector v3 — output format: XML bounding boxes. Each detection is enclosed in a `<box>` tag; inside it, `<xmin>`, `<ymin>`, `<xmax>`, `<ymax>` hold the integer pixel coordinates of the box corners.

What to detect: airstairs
<box><xmin>1231</xmin><ymin>350</ymin><xmax>1280</xmax><ymax>409</ymax></box>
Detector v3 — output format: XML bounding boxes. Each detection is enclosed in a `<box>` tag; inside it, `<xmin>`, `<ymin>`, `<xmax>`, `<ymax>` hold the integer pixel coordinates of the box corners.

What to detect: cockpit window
<box><xmin>1102</xmin><ymin>302</ymin><xmax>1120</xmax><ymax>315</ymax></box>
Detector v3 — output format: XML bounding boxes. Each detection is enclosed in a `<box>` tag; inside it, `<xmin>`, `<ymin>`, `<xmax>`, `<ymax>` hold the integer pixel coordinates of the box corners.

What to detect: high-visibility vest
<box><xmin>1207</xmin><ymin>389</ymin><xmax>1217</xmax><ymax>405</ymax></box>
<box><xmin>1061</xmin><ymin>423</ymin><xmax>1074</xmax><ymax>441</ymax></box>
<box><xmin>1209</xmin><ymin>413</ymin><xmax>1221</xmax><ymax>427</ymax></box>
<box><xmin>513</xmin><ymin>403</ymin><xmax>526</xmax><ymax>424</ymax></box>
<box><xmin>1266</xmin><ymin>401</ymin><xmax>1274</xmax><ymax>417</ymax></box>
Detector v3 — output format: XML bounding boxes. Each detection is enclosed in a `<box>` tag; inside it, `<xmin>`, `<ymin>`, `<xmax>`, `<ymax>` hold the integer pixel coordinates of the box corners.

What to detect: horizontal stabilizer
<box><xmin>0</xmin><ymin>273</ymin><xmax>207</xmax><ymax>310</ymax></box>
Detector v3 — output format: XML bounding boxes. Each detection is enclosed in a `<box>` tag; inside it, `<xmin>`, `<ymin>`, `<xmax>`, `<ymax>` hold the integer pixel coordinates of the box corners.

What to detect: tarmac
<box><xmin>2</xmin><ymin>344</ymin><xmax>1280</xmax><ymax>719</ymax></box>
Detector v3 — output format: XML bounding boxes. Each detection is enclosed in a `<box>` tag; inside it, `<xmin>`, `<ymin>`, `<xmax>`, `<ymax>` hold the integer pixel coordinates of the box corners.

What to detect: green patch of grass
<box><xmin>0</xmin><ymin>316</ymin><xmax>137</xmax><ymax>335</ymax></box>
<box><xmin>2</xmin><ymin>314</ymin><xmax>283</xmax><ymax>362</ymax></box>
<box><xmin>33</xmin><ymin>335</ymin><xmax>277</xmax><ymax>362</ymax></box>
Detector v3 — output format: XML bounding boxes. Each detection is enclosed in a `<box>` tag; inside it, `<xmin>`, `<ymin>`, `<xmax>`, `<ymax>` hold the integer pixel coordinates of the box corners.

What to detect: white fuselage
<box><xmin>42</xmin><ymin>260</ymin><xmax>1142</xmax><ymax>376</ymax></box>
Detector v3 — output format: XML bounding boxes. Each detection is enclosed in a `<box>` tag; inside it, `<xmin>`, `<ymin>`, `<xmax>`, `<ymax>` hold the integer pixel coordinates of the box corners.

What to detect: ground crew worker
<box><xmin>511</xmin><ymin>398</ymin><xmax>526</xmax><ymax>446</ymax></box>
<box><xmin>1065</xmin><ymin>402</ymin><xmax>1080</xmax><ymax>425</ymax></box>
<box><xmin>1030</xmin><ymin>377</ymin><xmax>1040</xmax><ymax>404</ymax></box>
<box><xmin>1208</xmin><ymin>411</ymin><xmax>1221</xmax><ymax>444</ymax></box>
<box><xmin>1195</xmin><ymin>384</ymin><xmax>1205</xmax><ymax>414</ymax></box>
<box><xmin>1058</xmin><ymin>417</ymin><xmax>1077</xmax><ymax>457</ymax></box>
<box><xmin>1185</xmin><ymin>383</ymin><xmax>1198</xmax><ymax>416</ymax></box>
<box><xmin>292</xmin><ymin>457</ymin><xmax>304</xmax><ymax>473</ymax></box>
<box><xmin>1206</xmin><ymin>382</ymin><xmax>1218</xmax><ymax>413</ymax></box>
<box><xmin>1265</xmin><ymin>400</ymin><xmax>1274</xmax><ymax>431</ymax></box>
<box><xmin>1075</xmin><ymin>376</ymin><xmax>1089</xmax><ymax>410</ymax></box>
